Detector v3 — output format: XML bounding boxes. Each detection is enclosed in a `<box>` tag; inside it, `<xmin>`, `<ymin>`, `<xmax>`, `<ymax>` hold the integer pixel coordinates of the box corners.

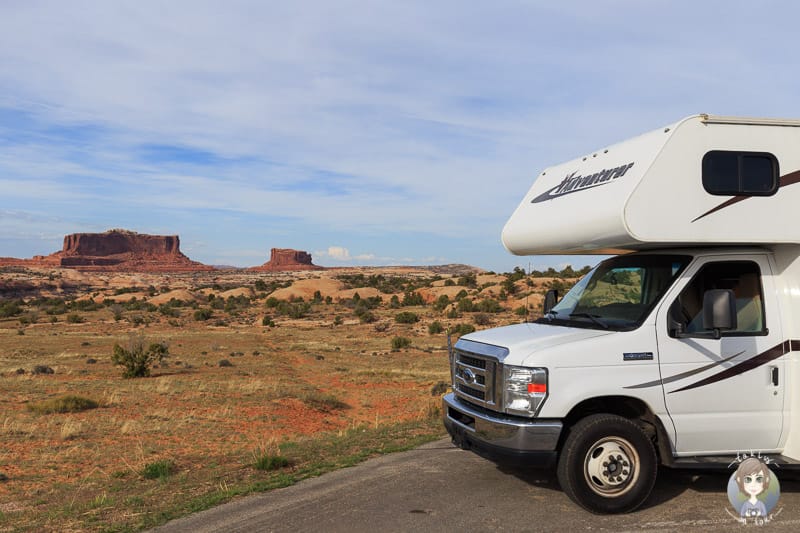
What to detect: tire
<box><xmin>557</xmin><ymin>414</ymin><xmax>657</xmax><ymax>514</ymax></box>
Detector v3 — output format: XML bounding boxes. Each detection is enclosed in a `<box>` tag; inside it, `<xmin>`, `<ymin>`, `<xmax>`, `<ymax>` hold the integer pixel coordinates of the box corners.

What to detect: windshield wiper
<box><xmin>569</xmin><ymin>312</ymin><xmax>609</xmax><ymax>329</ymax></box>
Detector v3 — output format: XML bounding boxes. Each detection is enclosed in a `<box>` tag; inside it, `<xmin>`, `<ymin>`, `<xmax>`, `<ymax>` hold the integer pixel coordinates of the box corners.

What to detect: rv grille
<box><xmin>453</xmin><ymin>348</ymin><xmax>499</xmax><ymax>410</ymax></box>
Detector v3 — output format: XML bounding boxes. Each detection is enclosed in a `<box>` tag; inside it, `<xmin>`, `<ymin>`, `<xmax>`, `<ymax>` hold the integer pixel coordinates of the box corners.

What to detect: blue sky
<box><xmin>2</xmin><ymin>1</ymin><xmax>800</xmax><ymax>272</ymax></box>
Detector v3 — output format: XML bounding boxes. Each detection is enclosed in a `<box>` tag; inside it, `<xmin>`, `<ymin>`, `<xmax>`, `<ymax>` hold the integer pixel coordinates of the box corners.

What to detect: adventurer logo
<box><xmin>531</xmin><ymin>162</ymin><xmax>635</xmax><ymax>204</ymax></box>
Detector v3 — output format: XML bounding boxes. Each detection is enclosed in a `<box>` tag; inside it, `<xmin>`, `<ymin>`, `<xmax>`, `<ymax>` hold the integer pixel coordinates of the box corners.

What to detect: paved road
<box><xmin>153</xmin><ymin>438</ymin><xmax>800</xmax><ymax>532</ymax></box>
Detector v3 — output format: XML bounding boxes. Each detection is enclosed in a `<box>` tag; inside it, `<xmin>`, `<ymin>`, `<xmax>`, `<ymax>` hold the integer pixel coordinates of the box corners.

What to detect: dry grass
<box><xmin>0</xmin><ymin>266</ymin><xmax>568</xmax><ymax>532</ymax></box>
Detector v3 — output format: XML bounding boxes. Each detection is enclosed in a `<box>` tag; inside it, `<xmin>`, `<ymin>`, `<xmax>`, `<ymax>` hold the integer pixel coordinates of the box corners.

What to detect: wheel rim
<box><xmin>583</xmin><ymin>436</ymin><xmax>640</xmax><ymax>497</ymax></box>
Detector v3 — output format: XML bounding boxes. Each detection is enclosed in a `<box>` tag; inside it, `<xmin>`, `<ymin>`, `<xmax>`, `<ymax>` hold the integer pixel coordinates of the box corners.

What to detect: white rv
<box><xmin>443</xmin><ymin>114</ymin><xmax>800</xmax><ymax>513</ymax></box>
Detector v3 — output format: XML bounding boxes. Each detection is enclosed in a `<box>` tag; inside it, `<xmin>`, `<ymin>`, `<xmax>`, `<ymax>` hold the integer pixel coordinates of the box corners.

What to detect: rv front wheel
<box><xmin>557</xmin><ymin>413</ymin><xmax>657</xmax><ymax>513</ymax></box>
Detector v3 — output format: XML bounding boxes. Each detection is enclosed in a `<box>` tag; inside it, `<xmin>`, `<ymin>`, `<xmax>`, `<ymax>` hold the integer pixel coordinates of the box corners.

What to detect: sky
<box><xmin>2</xmin><ymin>1</ymin><xmax>800</xmax><ymax>272</ymax></box>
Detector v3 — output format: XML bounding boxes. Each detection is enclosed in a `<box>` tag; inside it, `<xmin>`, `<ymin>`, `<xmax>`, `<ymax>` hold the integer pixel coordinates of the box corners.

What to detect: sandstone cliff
<box><xmin>0</xmin><ymin>229</ymin><xmax>213</xmax><ymax>272</ymax></box>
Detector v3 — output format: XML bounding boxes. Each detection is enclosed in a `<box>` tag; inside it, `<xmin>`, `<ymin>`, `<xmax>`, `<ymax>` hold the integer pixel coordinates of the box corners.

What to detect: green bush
<box><xmin>194</xmin><ymin>308</ymin><xmax>213</xmax><ymax>321</ymax></box>
<box><xmin>141</xmin><ymin>459</ymin><xmax>176</xmax><ymax>480</ymax></box>
<box><xmin>428</xmin><ymin>321</ymin><xmax>444</xmax><ymax>334</ymax></box>
<box><xmin>456</xmin><ymin>299</ymin><xmax>474</xmax><ymax>312</ymax></box>
<box><xmin>476</xmin><ymin>298</ymin><xmax>502</xmax><ymax>313</ymax></box>
<box><xmin>0</xmin><ymin>299</ymin><xmax>23</xmax><ymax>318</ymax></box>
<box><xmin>275</xmin><ymin>301</ymin><xmax>311</xmax><ymax>319</ymax></box>
<box><xmin>254</xmin><ymin>453</ymin><xmax>290</xmax><ymax>471</ymax></box>
<box><xmin>391</xmin><ymin>336</ymin><xmax>412</xmax><ymax>350</ymax></box>
<box><xmin>432</xmin><ymin>295</ymin><xmax>450</xmax><ymax>312</ymax></box>
<box><xmin>402</xmin><ymin>292</ymin><xmax>425</xmax><ymax>306</ymax></box>
<box><xmin>358</xmin><ymin>311</ymin><xmax>377</xmax><ymax>324</ymax></box>
<box><xmin>395</xmin><ymin>311</ymin><xmax>419</xmax><ymax>324</ymax></box>
<box><xmin>66</xmin><ymin>313</ymin><xmax>84</xmax><ymax>324</ymax></box>
<box><xmin>111</xmin><ymin>335</ymin><xmax>169</xmax><ymax>378</ymax></box>
<box><xmin>452</xmin><ymin>324</ymin><xmax>476</xmax><ymax>336</ymax></box>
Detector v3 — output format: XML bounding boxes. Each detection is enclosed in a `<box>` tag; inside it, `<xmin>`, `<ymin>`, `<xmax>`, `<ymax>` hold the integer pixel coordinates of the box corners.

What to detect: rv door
<box><xmin>655</xmin><ymin>255</ymin><xmax>786</xmax><ymax>454</ymax></box>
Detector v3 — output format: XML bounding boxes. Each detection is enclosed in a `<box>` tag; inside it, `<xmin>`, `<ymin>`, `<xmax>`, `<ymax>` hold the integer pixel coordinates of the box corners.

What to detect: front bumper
<box><xmin>443</xmin><ymin>392</ymin><xmax>562</xmax><ymax>467</ymax></box>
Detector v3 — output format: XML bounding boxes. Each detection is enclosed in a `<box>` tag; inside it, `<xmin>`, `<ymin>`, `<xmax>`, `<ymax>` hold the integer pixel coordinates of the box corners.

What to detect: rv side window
<box><xmin>672</xmin><ymin>261</ymin><xmax>766</xmax><ymax>336</ymax></box>
<box><xmin>702</xmin><ymin>151</ymin><xmax>778</xmax><ymax>196</ymax></box>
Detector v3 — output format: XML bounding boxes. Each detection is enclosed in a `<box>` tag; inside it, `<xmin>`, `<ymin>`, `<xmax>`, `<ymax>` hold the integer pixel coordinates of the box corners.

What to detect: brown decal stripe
<box><xmin>624</xmin><ymin>350</ymin><xmax>743</xmax><ymax>389</ymax></box>
<box><xmin>668</xmin><ymin>340</ymin><xmax>794</xmax><ymax>394</ymax></box>
<box><xmin>692</xmin><ymin>170</ymin><xmax>800</xmax><ymax>223</ymax></box>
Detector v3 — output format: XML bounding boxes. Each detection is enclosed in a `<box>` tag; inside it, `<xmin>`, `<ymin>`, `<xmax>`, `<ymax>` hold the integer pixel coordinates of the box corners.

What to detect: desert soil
<box><xmin>0</xmin><ymin>265</ymin><xmax>563</xmax><ymax>532</ymax></box>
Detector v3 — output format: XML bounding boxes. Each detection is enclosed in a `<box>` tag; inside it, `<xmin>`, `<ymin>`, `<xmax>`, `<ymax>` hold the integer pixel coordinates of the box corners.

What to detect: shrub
<box><xmin>458</xmin><ymin>273</ymin><xmax>477</xmax><ymax>288</ymax></box>
<box><xmin>141</xmin><ymin>459</ymin><xmax>176</xmax><ymax>480</ymax></box>
<box><xmin>66</xmin><ymin>313</ymin><xmax>84</xmax><ymax>324</ymax></box>
<box><xmin>194</xmin><ymin>308</ymin><xmax>213</xmax><ymax>321</ymax></box>
<box><xmin>476</xmin><ymin>298</ymin><xmax>503</xmax><ymax>313</ymax></box>
<box><xmin>111</xmin><ymin>335</ymin><xmax>169</xmax><ymax>378</ymax></box>
<box><xmin>391</xmin><ymin>336</ymin><xmax>412</xmax><ymax>350</ymax></box>
<box><xmin>395</xmin><ymin>311</ymin><xmax>419</xmax><ymax>324</ymax></box>
<box><xmin>432</xmin><ymin>295</ymin><xmax>450</xmax><ymax>312</ymax></box>
<box><xmin>275</xmin><ymin>301</ymin><xmax>311</xmax><ymax>319</ymax></box>
<box><xmin>28</xmin><ymin>395</ymin><xmax>98</xmax><ymax>414</ymax></box>
<box><xmin>262</xmin><ymin>315</ymin><xmax>275</xmax><ymax>327</ymax></box>
<box><xmin>473</xmin><ymin>313</ymin><xmax>492</xmax><ymax>326</ymax></box>
<box><xmin>254</xmin><ymin>453</ymin><xmax>290</xmax><ymax>471</ymax></box>
<box><xmin>402</xmin><ymin>291</ymin><xmax>425</xmax><ymax>306</ymax></box>
<box><xmin>32</xmin><ymin>365</ymin><xmax>54</xmax><ymax>375</ymax></box>
<box><xmin>158</xmin><ymin>304</ymin><xmax>180</xmax><ymax>317</ymax></box>
<box><xmin>358</xmin><ymin>311</ymin><xmax>377</xmax><ymax>324</ymax></box>
<box><xmin>456</xmin><ymin>299</ymin><xmax>474</xmax><ymax>312</ymax></box>
<box><xmin>0</xmin><ymin>299</ymin><xmax>23</xmax><ymax>318</ymax></box>
<box><xmin>299</xmin><ymin>391</ymin><xmax>348</xmax><ymax>411</ymax></box>
<box><xmin>428</xmin><ymin>321</ymin><xmax>444</xmax><ymax>334</ymax></box>
<box><xmin>515</xmin><ymin>306</ymin><xmax>528</xmax><ymax>317</ymax></box>
<box><xmin>451</xmin><ymin>323</ymin><xmax>476</xmax><ymax>336</ymax></box>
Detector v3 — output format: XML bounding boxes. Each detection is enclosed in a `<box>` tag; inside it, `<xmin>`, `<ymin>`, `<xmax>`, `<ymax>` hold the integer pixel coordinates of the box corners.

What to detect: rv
<box><xmin>443</xmin><ymin>114</ymin><xmax>800</xmax><ymax>513</ymax></box>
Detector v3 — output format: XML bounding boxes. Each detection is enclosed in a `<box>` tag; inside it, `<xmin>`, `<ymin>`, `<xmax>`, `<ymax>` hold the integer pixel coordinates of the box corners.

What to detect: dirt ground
<box><xmin>0</xmin><ymin>266</ymin><xmax>565</xmax><ymax>531</ymax></box>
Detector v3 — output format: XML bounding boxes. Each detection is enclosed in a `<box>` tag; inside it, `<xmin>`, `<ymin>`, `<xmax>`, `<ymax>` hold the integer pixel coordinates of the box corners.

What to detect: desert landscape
<box><xmin>0</xmin><ymin>231</ymin><xmax>584</xmax><ymax>531</ymax></box>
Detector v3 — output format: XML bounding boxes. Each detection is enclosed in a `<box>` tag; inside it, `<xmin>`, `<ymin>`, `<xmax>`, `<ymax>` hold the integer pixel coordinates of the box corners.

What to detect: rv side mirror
<box><xmin>702</xmin><ymin>289</ymin><xmax>737</xmax><ymax>337</ymax></box>
<box><xmin>543</xmin><ymin>289</ymin><xmax>558</xmax><ymax>314</ymax></box>
<box><xmin>668</xmin><ymin>300</ymin><xmax>686</xmax><ymax>337</ymax></box>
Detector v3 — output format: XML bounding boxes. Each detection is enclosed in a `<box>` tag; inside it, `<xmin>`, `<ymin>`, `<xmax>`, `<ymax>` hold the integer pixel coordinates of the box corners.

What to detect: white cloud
<box><xmin>324</xmin><ymin>246</ymin><xmax>351</xmax><ymax>261</ymax></box>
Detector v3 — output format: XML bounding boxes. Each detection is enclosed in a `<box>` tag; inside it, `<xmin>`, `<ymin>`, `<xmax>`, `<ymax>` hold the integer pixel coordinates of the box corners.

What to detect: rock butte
<box><xmin>249</xmin><ymin>248</ymin><xmax>324</xmax><ymax>272</ymax></box>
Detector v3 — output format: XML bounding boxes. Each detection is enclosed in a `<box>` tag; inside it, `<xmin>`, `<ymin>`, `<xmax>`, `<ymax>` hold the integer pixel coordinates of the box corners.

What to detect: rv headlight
<box><xmin>503</xmin><ymin>366</ymin><xmax>548</xmax><ymax>417</ymax></box>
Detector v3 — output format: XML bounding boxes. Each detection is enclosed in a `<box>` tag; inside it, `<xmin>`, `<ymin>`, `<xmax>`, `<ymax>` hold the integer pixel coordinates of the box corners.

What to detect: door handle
<box><xmin>771</xmin><ymin>366</ymin><xmax>779</xmax><ymax>387</ymax></box>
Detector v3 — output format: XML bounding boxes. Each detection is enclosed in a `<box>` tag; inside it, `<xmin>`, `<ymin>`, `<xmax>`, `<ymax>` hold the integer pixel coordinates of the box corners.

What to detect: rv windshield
<box><xmin>538</xmin><ymin>254</ymin><xmax>690</xmax><ymax>331</ymax></box>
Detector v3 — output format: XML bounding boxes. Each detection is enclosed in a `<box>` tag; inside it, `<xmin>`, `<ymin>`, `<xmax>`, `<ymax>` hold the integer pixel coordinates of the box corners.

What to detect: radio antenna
<box><xmin>525</xmin><ymin>261</ymin><xmax>531</xmax><ymax>322</ymax></box>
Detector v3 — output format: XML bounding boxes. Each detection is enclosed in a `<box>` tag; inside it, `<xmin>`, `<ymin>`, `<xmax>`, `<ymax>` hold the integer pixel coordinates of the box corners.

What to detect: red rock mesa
<box><xmin>249</xmin><ymin>248</ymin><xmax>324</xmax><ymax>271</ymax></box>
